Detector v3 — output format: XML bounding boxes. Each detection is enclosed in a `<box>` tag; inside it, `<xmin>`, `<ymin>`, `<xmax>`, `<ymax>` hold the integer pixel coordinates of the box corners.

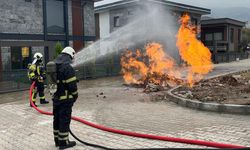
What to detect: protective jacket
<box><xmin>28</xmin><ymin>62</ymin><xmax>46</xmax><ymax>83</ymax></box>
<box><xmin>53</xmin><ymin>54</ymin><xmax>78</xmax><ymax>104</ymax></box>
<box><xmin>28</xmin><ymin>61</ymin><xmax>47</xmax><ymax>104</ymax></box>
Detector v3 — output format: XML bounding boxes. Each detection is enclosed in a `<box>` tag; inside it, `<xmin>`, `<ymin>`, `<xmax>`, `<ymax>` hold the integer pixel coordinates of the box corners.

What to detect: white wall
<box><xmin>99</xmin><ymin>11</ymin><xmax>110</xmax><ymax>39</ymax></box>
<box><xmin>246</xmin><ymin>21</ymin><xmax>250</xmax><ymax>28</ymax></box>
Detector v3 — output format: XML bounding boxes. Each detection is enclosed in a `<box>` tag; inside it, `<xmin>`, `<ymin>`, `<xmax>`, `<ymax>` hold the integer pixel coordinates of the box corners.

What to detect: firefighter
<box><xmin>52</xmin><ymin>47</ymin><xmax>78</xmax><ymax>149</ymax></box>
<box><xmin>28</xmin><ymin>52</ymin><xmax>49</xmax><ymax>107</ymax></box>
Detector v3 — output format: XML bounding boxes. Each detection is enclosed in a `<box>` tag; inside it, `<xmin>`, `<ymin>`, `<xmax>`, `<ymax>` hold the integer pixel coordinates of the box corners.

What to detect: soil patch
<box><xmin>173</xmin><ymin>72</ymin><xmax>250</xmax><ymax>105</ymax></box>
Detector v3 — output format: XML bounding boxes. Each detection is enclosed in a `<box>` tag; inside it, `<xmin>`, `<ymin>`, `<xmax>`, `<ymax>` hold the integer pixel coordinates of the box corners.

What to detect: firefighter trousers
<box><xmin>53</xmin><ymin>100</ymin><xmax>74</xmax><ymax>144</ymax></box>
<box><xmin>32</xmin><ymin>81</ymin><xmax>45</xmax><ymax>102</ymax></box>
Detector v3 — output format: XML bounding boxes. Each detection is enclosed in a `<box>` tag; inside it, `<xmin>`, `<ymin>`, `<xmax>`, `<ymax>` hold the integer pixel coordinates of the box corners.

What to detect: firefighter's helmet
<box><xmin>32</xmin><ymin>53</ymin><xmax>43</xmax><ymax>64</ymax></box>
<box><xmin>62</xmin><ymin>47</ymin><xmax>75</xmax><ymax>59</ymax></box>
<box><xmin>34</xmin><ymin>52</ymin><xmax>43</xmax><ymax>60</ymax></box>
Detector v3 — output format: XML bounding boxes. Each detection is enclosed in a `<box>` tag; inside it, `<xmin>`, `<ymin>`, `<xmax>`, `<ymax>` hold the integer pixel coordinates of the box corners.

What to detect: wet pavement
<box><xmin>1</xmin><ymin>59</ymin><xmax>250</xmax><ymax>149</ymax></box>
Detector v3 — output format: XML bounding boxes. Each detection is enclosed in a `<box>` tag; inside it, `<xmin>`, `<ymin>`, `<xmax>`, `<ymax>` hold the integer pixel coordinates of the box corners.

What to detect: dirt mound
<box><xmin>219</xmin><ymin>76</ymin><xmax>238</xmax><ymax>86</ymax></box>
<box><xmin>174</xmin><ymin>73</ymin><xmax>250</xmax><ymax>105</ymax></box>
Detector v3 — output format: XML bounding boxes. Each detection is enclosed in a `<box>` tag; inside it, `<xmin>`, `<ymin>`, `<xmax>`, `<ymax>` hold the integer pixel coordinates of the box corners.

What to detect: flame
<box><xmin>146</xmin><ymin>43</ymin><xmax>180</xmax><ymax>85</ymax></box>
<box><xmin>176</xmin><ymin>14</ymin><xmax>213</xmax><ymax>86</ymax></box>
<box><xmin>121</xmin><ymin>43</ymin><xmax>181</xmax><ymax>86</ymax></box>
<box><xmin>121</xmin><ymin>14</ymin><xmax>213</xmax><ymax>88</ymax></box>
<box><xmin>121</xmin><ymin>50</ymin><xmax>148</xmax><ymax>84</ymax></box>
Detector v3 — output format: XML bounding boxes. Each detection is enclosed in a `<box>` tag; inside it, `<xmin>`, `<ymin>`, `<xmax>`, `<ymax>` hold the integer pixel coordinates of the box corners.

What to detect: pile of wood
<box><xmin>143</xmin><ymin>83</ymin><xmax>164</xmax><ymax>93</ymax></box>
<box><xmin>123</xmin><ymin>72</ymin><xmax>184</xmax><ymax>93</ymax></box>
<box><xmin>143</xmin><ymin>73</ymin><xmax>184</xmax><ymax>93</ymax></box>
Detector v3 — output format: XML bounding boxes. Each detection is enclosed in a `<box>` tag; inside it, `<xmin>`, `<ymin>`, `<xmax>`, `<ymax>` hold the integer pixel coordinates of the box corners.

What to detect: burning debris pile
<box><xmin>120</xmin><ymin>14</ymin><xmax>213</xmax><ymax>93</ymax></box>
<box><xmin>175</xmin><ymin>73</ymin><xmax>250</xmax><ymax>105</ymax></box>
<box><xmin>121</xmin><ymin>43</ymin><xmax>182</xmax><ymax>89</ymax></box>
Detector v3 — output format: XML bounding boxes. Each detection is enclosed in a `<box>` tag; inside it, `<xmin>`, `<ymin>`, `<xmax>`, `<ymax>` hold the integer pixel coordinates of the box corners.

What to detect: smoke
<box><xmin>73</xmin><ymin>1</ymin><xmax>180</xmax><ymax>67</ymax></box>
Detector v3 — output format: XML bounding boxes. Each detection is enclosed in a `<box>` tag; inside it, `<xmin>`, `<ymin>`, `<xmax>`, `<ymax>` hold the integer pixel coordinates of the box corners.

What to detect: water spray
<box><xmin>73</xmin><ymin>4</ymin><xmax>179</xmax><ymax>68</ymax></box>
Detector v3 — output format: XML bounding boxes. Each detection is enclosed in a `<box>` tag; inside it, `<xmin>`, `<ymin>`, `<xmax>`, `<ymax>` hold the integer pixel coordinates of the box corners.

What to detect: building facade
<box><xmin>95</xmin><ymin>0</ymin><xmax>211</xmax><ymax>40</ymax></box>
<box><xmin>246</xmin><ymin>20</ymin><xmax>250</xmax><ymax>28</ymax></box>
<box><xmin>0</xmin><ymin>0</ymin><xmax>100</xmax><ymax>73</ymax></box>
<box><xmin>201</xmin><ymin>18</ymin><xmax>245</xmax><ymax>52</ymax></box>
<box><xmin>201</xmin><ymin>18</ymin><xmax>246</xmax><ymax>63</ymax></box>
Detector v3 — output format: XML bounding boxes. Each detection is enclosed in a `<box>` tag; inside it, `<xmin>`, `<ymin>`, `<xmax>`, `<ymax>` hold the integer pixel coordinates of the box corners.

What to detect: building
<box><xmin>0</xmin><ymin>0</ymin><xmax>101</xmax><ymax>92</ymax></box>
<box><xmin>246</xmin><ymin>20</ymin><xmax>250</xmax><ymax>28</ymax></box>
<box><xmin>201</xmin><ymin>18</ymin><xmax>246</xmax><ymax>63</ymax></box>
<box><xmin>95</xmin><ymin>0</ymin><xmax>211</xmax><ymax>40</ymax></box>
<box><xmin>0</xmin><ymin>0</ymin><xmax>101</xmax><ymax>72</ymax></box>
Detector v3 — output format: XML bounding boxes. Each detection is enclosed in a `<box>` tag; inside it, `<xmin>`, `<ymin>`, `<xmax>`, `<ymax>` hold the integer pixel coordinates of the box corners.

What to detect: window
<box><xmin>205</xmin><ymin>33</ymin><xmax>213</xmax><ymax>41</ymax></box>
<box><xmin>238</xmin><ymin>29</ymin><xmax>241</xmax><ymax>43</ymax></box>
<box><xmin>114</xmin><ymin>16</ymin><xmax>120</xmax><ymax>27</ymax></box>
<box><xmin>214</xmin><ymin>32</ymin><xmax>223</xmax><ymax>41</ymax></box>
<box><xmin>11</xmin><ymin>47</ymin><xmax>31</xmax><ymax>69</ymax></box>
<box><xmin>46</xmin><ymin>0</ymin><xmax>65</xmax><ymax>34</ymax></box>
<box><xmin>230</xmin><ymin>28</ymin><xmax>234</xmax><ymax>43</ymax></box>
<box><xmin>1</xmin><ymin>47</ymin><xmax>11</xmax><ymax>71</ymax></box>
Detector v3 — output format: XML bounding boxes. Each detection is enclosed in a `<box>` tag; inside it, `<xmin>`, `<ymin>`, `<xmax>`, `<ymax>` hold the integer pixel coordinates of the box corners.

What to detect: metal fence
<box><xmin>76</xmin><ymin>63</ymin><xmax>122</xmax><ymax>79</ymax></box>
<box><xmin>0</xmin><ymin>69</ymin><xmax>30</xmax><ymax>93</ymax></box>
<box><xmin>0</xmin><ymin>63</ymin><xmax>122</xmax><ymax>93</ymax></box>
<box><xmin>213</xmin><ymin>52</ymin><xmax>248</xmax><ymax>63</ymax></box>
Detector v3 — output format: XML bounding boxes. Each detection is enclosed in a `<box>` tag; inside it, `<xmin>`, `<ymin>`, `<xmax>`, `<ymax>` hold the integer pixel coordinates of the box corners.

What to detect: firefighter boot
<box><xmin>40</xmin><ymin>99</ymin><xmax>49</xmax><ymax>104</ymax></box>
<box><xmin>30</xmin><ymin>102</ymin><xmax>37</xmax><ymax>107</ymax></box>
<box><xmin>59</xmin><ymin>140</ymin><xmax>76</xmax><ymax>150</ymax></box>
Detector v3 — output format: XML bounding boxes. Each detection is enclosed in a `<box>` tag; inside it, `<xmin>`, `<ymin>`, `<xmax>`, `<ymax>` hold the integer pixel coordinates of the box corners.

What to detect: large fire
<box><xmin>121</xmin><ymin>14</ymin><xmax>213</xmax><ymax>87</ymax></box>
<box><xmin>176</xmin><ymin>14</ymin><xmax>213</xmax><ymax>86</ymax></box>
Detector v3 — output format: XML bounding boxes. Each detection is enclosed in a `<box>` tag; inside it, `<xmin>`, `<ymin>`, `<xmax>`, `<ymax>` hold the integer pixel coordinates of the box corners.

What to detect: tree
<box><xmin>55</xmin><ymin>42</ymin><xmax>64</xmax><ymax>58</ymax></box>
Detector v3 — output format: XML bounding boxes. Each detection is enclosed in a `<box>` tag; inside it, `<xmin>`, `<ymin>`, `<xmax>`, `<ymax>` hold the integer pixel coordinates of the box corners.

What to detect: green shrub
<box><xmin>55</xmin><ymin>42</ymin><xmax>64</xmax><ymax>58</ymax></box>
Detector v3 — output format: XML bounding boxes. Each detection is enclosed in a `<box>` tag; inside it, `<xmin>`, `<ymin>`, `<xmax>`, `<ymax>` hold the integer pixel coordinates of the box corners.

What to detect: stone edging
<box><xmin>167</xmin><ymin>70</ymin><xmax>250</xmax><ymax>115</ymax></box>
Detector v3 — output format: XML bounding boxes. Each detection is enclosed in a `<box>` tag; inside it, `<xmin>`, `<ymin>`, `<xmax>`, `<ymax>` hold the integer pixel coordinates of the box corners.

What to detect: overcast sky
<box><xmin>95</xmin><ymin>0</ymin><xmax>250</xmax><ymax>9</ymax></box>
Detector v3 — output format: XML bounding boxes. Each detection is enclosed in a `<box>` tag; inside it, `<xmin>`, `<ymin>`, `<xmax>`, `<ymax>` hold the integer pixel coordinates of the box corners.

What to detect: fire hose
<box><xmin>29</xmin><ymin>82</ymin><xmax>247</xmax><ymax>149</ymax></box>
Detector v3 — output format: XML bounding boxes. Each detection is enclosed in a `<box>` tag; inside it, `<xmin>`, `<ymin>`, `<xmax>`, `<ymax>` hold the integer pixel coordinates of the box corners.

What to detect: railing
<box><xmin>205</xmin><ymin>41</ymin><xmax>229</xmax><ymax>53</ymax></box>
<box><xmin>0</xmin><ymin>63</ymin><xmax>122</xmax><ymax>93</ymax></box>
<box><xmin>0</xmin><ymin>69</ymin><xmax>30</xmax><ymax>93</ymax></box>
<box><xmin>75</xmin><ymin>63</ymin><xmax>122</xmax><ymax>80</ymax></box>
<box><xmin>204</xmin><ymin>40</ymin><xmax>249</xmax><ymax>63</ymax></box>
<box><xmin>213</xmin><ymin>52</ymin><xmax>248</xmax><ymax>63</ymax></box>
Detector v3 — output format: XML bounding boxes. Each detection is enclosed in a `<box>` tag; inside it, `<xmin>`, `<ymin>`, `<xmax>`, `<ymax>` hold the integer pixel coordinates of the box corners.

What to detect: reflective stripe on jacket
<box><xmin>54</xmin><ymin>54</ymin><xmax>78</xmax><ymax>101</ymax></box>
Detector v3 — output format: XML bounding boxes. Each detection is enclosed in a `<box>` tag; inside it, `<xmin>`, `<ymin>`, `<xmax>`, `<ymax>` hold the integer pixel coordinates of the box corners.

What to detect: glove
<box><xmin>73</xmin><ymin>93</ymin><xmax>78</xmax><ymax>102</ymax></box>
<box><xmin>38</xmin><ymin>77</ymin><xmax>44</xmax><ymax>82</ymax></box>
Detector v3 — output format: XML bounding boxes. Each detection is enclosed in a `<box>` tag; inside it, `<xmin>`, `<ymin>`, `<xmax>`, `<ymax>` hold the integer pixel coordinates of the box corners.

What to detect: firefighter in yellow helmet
<box><xmin>28</xmin><ymin>52</ymin><xmax>49</xmax><ymax>107</ymax></box>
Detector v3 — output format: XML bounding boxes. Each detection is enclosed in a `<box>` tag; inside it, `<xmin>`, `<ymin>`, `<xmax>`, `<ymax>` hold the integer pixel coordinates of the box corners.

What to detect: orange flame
<box><xmin>121</xmin><ymin>43</ymin><xmax>181</xmax><ymax>86</ymax></box>
<box><xmin>121</xmin><ymin>14</ymin><xmax>213</xmax><ymax>87</ymax></box>
<box><xmin>176</xmin><ymin>14</ymin><xmax>213</xmax><ymax>86</ymax></box>
<box><xmin>121</xmin><ymin>50</ymin><xmax>148</xmax><ymax>84</ymax></box>
<box><xmin>146</xmin><ymin>43</ymin><xmax>180</xmax><ymax>85</ymax></box>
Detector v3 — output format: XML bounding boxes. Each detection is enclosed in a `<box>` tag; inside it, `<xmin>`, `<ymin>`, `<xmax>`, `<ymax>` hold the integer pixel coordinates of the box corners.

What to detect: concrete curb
<box><xmin>166</xmin><ymin>70</ymin><xmax>250</xmax><ymax>115</ymax></box>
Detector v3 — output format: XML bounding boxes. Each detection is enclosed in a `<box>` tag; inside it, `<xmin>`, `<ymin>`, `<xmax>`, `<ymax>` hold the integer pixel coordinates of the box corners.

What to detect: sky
<box><xmin>95</xmin><ymin>0</ymin><xmax>250</xmax><ymax>9</ymax></box>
